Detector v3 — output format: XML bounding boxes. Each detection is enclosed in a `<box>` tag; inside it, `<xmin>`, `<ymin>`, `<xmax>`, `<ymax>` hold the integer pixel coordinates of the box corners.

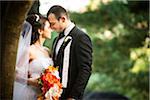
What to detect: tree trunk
<box><xmin>1</xmin><ymin>1</ymin><xmax>33</xmax><ymax>99</ymax></box>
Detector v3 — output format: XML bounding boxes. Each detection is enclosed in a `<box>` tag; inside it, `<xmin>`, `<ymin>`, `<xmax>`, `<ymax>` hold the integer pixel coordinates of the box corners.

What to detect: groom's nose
<box><xmin>50</xmin><ymin>24</ymin><xmax>55</xmax><ymax>30</ymax></box>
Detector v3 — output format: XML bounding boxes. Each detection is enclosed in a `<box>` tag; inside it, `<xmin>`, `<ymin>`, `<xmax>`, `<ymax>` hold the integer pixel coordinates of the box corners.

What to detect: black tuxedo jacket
<box><xmin>52</xmin><ymin>26</ymin><xmax>92</xmax><ymax>99</ymax></box>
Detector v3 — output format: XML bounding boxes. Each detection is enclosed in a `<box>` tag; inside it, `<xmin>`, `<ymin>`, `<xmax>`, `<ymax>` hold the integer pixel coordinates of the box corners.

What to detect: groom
<box><xmin>47</xmin><ymin>5</ymin><xmax>92</xmax><ymax>100</ymax></box>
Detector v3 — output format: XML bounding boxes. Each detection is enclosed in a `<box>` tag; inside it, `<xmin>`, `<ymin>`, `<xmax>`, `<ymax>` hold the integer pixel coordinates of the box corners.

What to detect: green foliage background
<box><xmin>44</xmin><ymin>1</ymin><xmax>149</xmax><ymax>100</ymax></box>
<box><xmin>69</xmin><ymin>1</ymin><xmax>149</xmax><ymax>100</ymax></box>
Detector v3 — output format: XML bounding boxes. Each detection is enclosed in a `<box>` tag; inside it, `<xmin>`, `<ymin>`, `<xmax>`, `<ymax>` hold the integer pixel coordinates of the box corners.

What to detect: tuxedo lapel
<box><xmin>58</xmin><ymin>33</ymin><xmax>73</xmax><ymax>54</ymax></box>
<box><xmin>55</xmin><ymin>39</ymin><xmax>66</xmax><ymax>79</ymax></box>
<box><xmin>56</xmin><ymin>35</ymin><xmax>72</xmax><ymax>83</ymax></box>
<box><xmin>62</xmin><ymin>36</ymin><xmax>72</xmax><ymax>88</ymax></box>
<box><xmin>52</xmin><ymin>37</ymin><xmax>59</xmax><ymax>62</ymax></box>
<box><xmin>53</xmin><ymin>26</ymin><xmax>76</xmax><ymax>88</ymax></box>
<box><xmin>56</xmin><ymin>36</ymin><xmax>72</xmax><ymax>64</ymax></box>
<box><xmin>54</xmin><ymin>26</ymin><xmax>75</xmax><ymax>61</ymax></box>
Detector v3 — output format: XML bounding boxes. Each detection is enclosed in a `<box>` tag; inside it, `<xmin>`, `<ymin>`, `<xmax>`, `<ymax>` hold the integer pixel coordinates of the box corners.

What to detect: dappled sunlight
<box><xmin>130</xmin><ymin>47</ymin><xmax>149</xmax><ymax>74</ymax></box>
<box><xmin>112</xmin><ymin>23</ymin><xmax>126</xmax><ymax>37</ymax></box>
<box><xmin>131</xmin><ymin>58</ymin><xmax>148</xmax><ymax>73</ymax></box>
<box><xmin>103</xmin><ymin>30</ymin><xmax>114</xmax><ymax>40</ymax></box>
<box><xmin>135</xmin><ymin>20</ymin><xmax>148</xmax><ymax>29</ymax></box>
<box><xmin>91</xmin><ymin>29</ymin><xmax>115</xmax><ymax>41</ymax></box>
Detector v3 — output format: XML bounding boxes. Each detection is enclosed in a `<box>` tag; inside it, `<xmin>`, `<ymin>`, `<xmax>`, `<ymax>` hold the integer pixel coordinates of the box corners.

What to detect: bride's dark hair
<box><xmin>26</xmin><ymin>14</ymin><xmax>48</xmax><ymax>45</ymax></box>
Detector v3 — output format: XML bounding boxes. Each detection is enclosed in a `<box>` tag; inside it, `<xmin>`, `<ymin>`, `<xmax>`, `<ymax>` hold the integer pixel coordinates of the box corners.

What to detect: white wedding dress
<box><xmin>13</xmin><ymin>46</ymin><xmax>53</xmax><ymax>100</ymax></box>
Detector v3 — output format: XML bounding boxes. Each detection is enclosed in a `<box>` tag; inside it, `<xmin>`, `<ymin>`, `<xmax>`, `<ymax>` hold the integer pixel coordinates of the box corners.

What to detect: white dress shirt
<box><xmin>55</xmin><ymin>22</ymin><xmax>75</xmax><ymax>56</ymax></box>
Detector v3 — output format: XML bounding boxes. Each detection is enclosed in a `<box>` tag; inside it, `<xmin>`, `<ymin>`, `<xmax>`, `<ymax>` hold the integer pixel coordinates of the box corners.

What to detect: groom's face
<box><xmin>48</xmin><ymin>13</ymin><xmax>64</xmax><ymax>33</ymax></box>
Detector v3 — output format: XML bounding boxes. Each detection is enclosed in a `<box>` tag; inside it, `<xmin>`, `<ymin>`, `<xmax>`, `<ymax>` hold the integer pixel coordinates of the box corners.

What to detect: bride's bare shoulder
<box><xmin>29</xmin><ymin>45</ymin><xmax>36</xmax><ymax>58</ymax></box>
<box><xmin>29</xmin><ymin>45</ymin><xmax>36</xmax><ymax>51</ymax></box>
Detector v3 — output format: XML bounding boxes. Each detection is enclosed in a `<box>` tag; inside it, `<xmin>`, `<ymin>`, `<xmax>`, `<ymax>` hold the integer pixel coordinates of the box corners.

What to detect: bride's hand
<box><xmin>27</xmin><ymin>78</ymin><xmax>39</xmax><ymax>87</ymax></box>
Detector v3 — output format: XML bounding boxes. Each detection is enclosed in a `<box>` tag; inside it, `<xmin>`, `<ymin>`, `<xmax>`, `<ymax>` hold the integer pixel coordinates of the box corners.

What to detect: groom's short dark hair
<box><xmin>47</xmin><ymin>5</ymin><xmax>69</xmax><ymax>20</ymax></box>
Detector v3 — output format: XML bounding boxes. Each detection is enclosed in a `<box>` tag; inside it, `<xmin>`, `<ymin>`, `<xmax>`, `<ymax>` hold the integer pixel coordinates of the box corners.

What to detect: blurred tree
<box><xmin>1</xmin><ymin>1</ymin><xmax>33</xmax><ymax>99</ymax></box>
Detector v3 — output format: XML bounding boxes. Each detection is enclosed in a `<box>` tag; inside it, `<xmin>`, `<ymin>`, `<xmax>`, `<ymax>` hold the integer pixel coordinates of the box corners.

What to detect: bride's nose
<box><xmin>50</xmin><ymin>28</ymin><xmax>54</xmax><ymax>32</ymax></box>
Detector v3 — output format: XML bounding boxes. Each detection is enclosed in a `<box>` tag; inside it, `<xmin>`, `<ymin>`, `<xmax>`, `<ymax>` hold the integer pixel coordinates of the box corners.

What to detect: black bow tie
<box><xmin>58</xmin><ymin>31</ymin><xmax>65</xmax><ymax>39</ymax></box>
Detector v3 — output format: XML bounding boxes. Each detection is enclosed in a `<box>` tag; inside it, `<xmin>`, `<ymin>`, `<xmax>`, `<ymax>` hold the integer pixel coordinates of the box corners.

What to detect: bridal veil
<box><xmin>13</xmin><ymin>21</ymin><xmax>32</xmax><ymax>100</ymax></box>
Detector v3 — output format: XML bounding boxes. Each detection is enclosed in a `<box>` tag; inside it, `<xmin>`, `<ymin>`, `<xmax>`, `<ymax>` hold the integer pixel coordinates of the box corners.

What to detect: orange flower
<box><xmin>38</xmin><ymin>66</ymin><xmax>62</xmax><ymax>99</ymax></box>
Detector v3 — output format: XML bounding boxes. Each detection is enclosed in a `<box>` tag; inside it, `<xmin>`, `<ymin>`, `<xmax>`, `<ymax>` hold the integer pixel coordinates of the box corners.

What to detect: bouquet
<box><xmin>38</xmin><ymin>66</ymin><xmax>62</xmax><ymax>100</ymax></box>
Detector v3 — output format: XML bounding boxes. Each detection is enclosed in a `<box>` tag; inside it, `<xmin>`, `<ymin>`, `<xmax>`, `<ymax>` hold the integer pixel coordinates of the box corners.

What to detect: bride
<box><xmin>13</xmin><ymin>14</ymin><xmax>54</xmax><ymax>100</ymax></box>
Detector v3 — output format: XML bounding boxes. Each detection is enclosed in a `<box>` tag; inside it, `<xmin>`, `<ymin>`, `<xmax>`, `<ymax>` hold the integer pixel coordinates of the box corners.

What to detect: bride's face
<box><xmin>41</xmin><ymin>20</ymin><xmax>52</xmax><ymax>39</ymax></box>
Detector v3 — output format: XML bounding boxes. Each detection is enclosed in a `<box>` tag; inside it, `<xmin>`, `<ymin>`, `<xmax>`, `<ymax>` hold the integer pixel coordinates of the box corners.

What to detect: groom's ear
<box><xmin>59</xmin><ymin>16</ymin><xmax>66</xmax><ymax>23</ymax></box>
